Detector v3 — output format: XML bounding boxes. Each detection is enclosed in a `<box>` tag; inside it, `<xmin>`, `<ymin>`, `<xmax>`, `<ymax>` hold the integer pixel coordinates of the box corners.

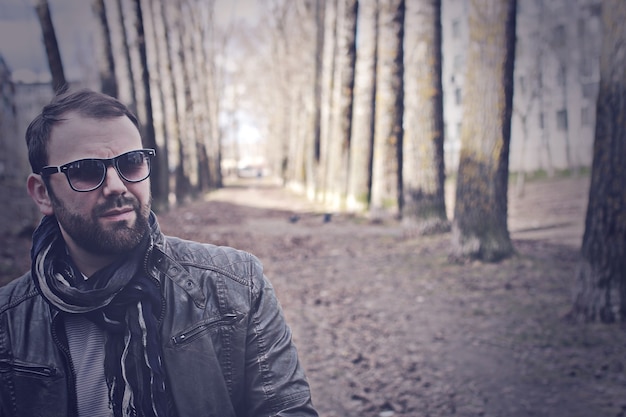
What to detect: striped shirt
<box><xmin>65</xmin><ymin>314</ymin><xmax>112</xmax><ymax>417</ymax></box>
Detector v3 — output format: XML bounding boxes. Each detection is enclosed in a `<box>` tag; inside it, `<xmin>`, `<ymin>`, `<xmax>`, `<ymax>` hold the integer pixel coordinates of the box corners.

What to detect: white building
<box><xmin>442</xmin><ymin>0</ymin><xmax>602</xmax><ymax>174</ymax></box>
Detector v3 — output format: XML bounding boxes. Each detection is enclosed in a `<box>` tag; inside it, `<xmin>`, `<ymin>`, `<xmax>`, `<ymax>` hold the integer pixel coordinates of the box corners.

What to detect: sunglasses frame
<box><xmin>40</xmin><ymin>148</ymin><xmax>156</xmax><ymax>192</ymax></box>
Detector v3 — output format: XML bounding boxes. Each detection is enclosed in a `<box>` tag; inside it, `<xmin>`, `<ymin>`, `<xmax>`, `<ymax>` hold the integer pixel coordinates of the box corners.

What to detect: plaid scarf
<box><xmin>31</xmin><ymin>214</ymin><xmax>169</xmax><ymax>417</ymax></box>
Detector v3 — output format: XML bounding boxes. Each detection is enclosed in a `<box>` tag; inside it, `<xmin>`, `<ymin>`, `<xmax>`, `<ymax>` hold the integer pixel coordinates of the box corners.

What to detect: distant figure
<box><xmin>0</xmin><ymin>89</ymin><xmax>318</xmax><ymax>417</ymax></box>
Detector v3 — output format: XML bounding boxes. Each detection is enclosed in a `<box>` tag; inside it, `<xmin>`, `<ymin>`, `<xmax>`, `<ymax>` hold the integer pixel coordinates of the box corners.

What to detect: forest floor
<box><xmin>1</xmin><ymin>174</ymin><xmax>625</xmax><ymax>417</ymax></box>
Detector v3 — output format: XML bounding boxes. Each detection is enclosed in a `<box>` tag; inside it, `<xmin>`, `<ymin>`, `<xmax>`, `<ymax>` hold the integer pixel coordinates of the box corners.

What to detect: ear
<box><xmin>27</xmin><ymin>174</ymin><xmax>54</xmax><ymax>216</ymax></box>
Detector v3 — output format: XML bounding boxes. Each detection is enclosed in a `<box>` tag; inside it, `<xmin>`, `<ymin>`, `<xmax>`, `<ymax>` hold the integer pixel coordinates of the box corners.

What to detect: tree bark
<box><xmin>129</xmin><ymin>0</ymin><xmax>163</xmax><ymax>208</ymax></box>
<box><xmin>199</xmin><ymin>0</ymin><xmax>223</xmax><ymax>190</ymax></box>
<box><xmin>570</xmin><ymin>0</ymin><xmax>626</xmax><ymax>323</ymax></box>
<box><xmin>451</xmin><ymin>0</ymin><xmax>516</xmax><ymax>262</ymax></box>
<box><xmin>34</xmin><ymin>0</ymin><xmax>67</xmax><ymax>93</ymax></box>
<box><xmin>113</xmin><ymin>0</ymin><xmax>138</xmax><ymax>114</ymax></box>
<box><xmin>370</xmin><ymin>0</ymin><xmax>404</xmax><ymax>217</ymax></box>
<box><xmin>92</xmin><ymin>0</ymin><xmax>118</xmax><ymax>97</ymax></box>
<box><xmin>323</xmin><ymin>0</ymin><xmax>358</xmax><ymax>209</ymax></box>
<box><xmin>318</xmin><ymin>0</ymin><xmax>340</xmax><ymax>203</ymax></box>
<box><xmin>401</xmin><ymin>0</ymin><xmax>447</xmax><ymax>233</ymax></box>
<box><xmin>168</xmin><ymin>0</ymin><xmax>199</xmax><ymax>201</ymax></box>
<box><xmin>140</xmin><ymin>0</ymin><xmax>169</xmax><ymax>209</ymax></box>
<box><xmin>347</xmin><ymin>0</ymin><xmax>378</xmax><ymax>212</ymax></box>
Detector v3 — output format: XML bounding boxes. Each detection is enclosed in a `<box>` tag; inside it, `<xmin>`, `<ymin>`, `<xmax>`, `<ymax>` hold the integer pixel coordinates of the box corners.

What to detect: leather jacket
<box><xmin>0</xmin><ymin>220</ymin><xmax>318</xmax><ymax>417</ymax></box>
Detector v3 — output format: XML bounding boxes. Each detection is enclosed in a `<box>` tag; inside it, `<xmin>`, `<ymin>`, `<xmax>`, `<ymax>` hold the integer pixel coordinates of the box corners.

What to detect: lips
<box><xmin>100</xmin><ymin>206</ymin><xmax>135</xmax><ymax>220</ymax></box>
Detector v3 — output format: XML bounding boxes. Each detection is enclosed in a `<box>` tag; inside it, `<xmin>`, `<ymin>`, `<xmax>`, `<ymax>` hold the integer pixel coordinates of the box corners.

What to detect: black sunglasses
<box><xmin>40</xmin><ymin>149</ymin><xmax>156</xmax><ymax>192</ymax></box>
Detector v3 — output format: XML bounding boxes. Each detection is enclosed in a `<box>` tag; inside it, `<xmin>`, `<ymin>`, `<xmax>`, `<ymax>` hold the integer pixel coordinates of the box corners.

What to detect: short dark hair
<box><xmin>25</xmin><ymin>89</ymin><xmax>140</xmax><ymax>173</ymax></box>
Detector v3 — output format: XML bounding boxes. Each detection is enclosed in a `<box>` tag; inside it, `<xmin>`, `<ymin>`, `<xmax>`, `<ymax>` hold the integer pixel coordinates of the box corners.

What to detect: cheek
<box><xmin>53</xmin><ymin>191</ymin><xmax>96</xmax><ymax>215</ymax></box>
<box><xmin>132</xmin><ymin>182</ymin><xmax>152</xmax><ymax>205</ymax></box>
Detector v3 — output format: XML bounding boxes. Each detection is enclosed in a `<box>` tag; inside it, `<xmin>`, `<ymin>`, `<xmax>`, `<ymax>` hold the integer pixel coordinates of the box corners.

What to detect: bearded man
<box><xmin>0</xmin><ymin>89</ymin><xmax>317</xmax><ymax>417</ymax></box>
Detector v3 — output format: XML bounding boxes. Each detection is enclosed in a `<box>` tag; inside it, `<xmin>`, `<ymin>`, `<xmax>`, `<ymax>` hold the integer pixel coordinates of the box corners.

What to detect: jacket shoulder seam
<box><xmin>0</xmin><ymin>289</ymin><xmax>40</xmax><ymax>315</ymax></box>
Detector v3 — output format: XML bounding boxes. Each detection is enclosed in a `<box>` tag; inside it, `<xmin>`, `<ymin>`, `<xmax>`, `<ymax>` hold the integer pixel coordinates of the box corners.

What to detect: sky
<box><xmin>0</xmin><ymin>0</ymin><xmax>259</xmax><ymax>82</ymax></box>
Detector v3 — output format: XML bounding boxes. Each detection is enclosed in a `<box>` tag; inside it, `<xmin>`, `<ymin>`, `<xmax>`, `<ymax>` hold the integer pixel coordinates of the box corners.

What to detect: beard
<box><xmin>48</xmin><ymin>190</ymin><xmax>151</xmax><ymax>257</ymax></box>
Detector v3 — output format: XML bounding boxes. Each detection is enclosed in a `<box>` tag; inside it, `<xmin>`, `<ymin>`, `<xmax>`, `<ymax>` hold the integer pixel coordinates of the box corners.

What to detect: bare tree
<box><xmin>140</xmin><ymin>0</ymin><xmax>169</xmax><ymax>209</ymax></box>
<box><xmin>451</xmin><ymin>0</ymin><xmax>517</xmax><ymax>262</ymax></box>
<box><xmin>322</xmin><ymin>0</ymin><xmax>358</xmax><ymax>209</ymax></box>
<box><xmin>112</xmin><ymin>0</ymin><xmax>138</xmax><ymax>114</ymax></box>
<box><xmin>126</xmin><ymin>0</ymin><xmax>164</xmax><ymax>208</ymax></box>
<box><xmin>347</xmin><ymin>0</ymin><xmax>378</xmax><ymax>212</ymax></box>
<box><xmin>92</xmin><ymin>0</ymin><xmax>118</xmax><ymax>97</ymax></box>
<box><xmin>199</xmin><ymin>0</ymin><xmax>224</xmax><ymax>190</ymax></box>
<box><xmin>370</xmin><ymin>0</ymin><xmax>404</xmax><ymax>218</ymax></box>
<box><xmin>570</xmin><ymin>0</ymin><xmax>626</xmax><ymax>323</ymax></box>
<box><xmin>317</xmin><ymin>0</ymin><xmax>340</xmax><ymax>203</ymax></box>
<box><xmin>34</xmin><ymin>0</ymin><xmax>67</xmax><ymax>92</ymax></box>
<box><xmin>401</xmin><ymin>0</ymin><xmax>447</xmax><ymax>233</ymax></box>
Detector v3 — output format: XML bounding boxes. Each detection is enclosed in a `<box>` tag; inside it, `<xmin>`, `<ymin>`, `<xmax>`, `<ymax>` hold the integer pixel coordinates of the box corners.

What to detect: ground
<box><xmin>1</xmin><ymin>174</ymin><xmax>625</xmax><ymax>417</ymax></box>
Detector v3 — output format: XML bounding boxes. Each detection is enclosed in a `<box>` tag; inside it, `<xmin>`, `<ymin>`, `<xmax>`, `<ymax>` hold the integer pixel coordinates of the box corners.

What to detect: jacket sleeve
<box><xmin>244</xmin><ymin>266</ymin><xmax>318</xmax><ymax>417</ymax></box>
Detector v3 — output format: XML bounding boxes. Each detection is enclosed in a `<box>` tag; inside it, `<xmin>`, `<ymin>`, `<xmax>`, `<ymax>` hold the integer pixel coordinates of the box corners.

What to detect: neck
<box><xmin>63</xmin><ymin>238</ymin><xmax>117</xmax><ymax>278</ymax></box>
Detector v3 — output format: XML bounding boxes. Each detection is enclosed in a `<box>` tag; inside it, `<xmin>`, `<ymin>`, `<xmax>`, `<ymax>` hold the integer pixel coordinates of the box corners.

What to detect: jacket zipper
<box><xmin>144</xmin><ymin>243</ymin><xmax>166</xmax><ymax>324</ymax></box>
<box><xmin>0</xmin><ymin>360</ymin><xmax>56</xmax><ymax>377</ymax></box>
<box><xmin>51</xmin><ymin>313</ymin><xmax>79</xmax><ymax>417</ymax></box>
<box><xmin>172</xmin><ymin>313</ymin><xmax>240</xmax><ymax>345</ymax></box>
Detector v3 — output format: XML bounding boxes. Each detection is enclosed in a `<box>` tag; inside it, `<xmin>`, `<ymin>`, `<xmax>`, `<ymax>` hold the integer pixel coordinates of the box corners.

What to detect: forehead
<box><xmin>47</xmin><ymin>112</ymin><xmax>142</xmax><ymax>165</ymax></box>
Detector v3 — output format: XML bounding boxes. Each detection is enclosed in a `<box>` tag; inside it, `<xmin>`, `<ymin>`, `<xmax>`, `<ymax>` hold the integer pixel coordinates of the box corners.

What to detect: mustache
<box><xmin>94</xmin><ymin>195</ymin><xmax>140</xmax><ymax>216</ymax></box>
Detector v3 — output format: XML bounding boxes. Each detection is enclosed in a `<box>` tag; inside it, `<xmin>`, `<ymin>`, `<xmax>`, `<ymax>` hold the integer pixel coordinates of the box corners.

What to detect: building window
<box><xmin>582</xmin><ymin>82</ymin><xmax>598</xmax><ymax>99</ymax></box>
<box><xmin>453</xmin><ymin>54</ymin><xmax>463</xmax><ymax>70</ymax></box>
<box><xmin>452</xmin><ymin>19</ymin><xmax>460</xmax><ymax>38</ymax></box>
<box><xmin>518</xmin><ymin>76</ymin><xmax>525</xmax><ymax>94</ymax></box>
<box><xmin>556</xmin><ymin>109</ymin><xmax>568</xmax><ymax>130</ymax></box>
<box><xmin>557</xmin><ymin>66</ymin><xmax>567</xmax><ymax>86</ymax></box>
<box><xmin>455</xmin><ymin>88</ymin><xmax>462</xmax><ymax>105</ymax></box>
<box><xmin>539</xmin><ymin>112</ymin><xmax>545</xmax><ymax>129</ymax></box>
<box><xmin>581</xmin><ymin>107</ymin><xmax>592</xmax><ymax>126</ymax></box>
<box><xmin>579</xmin><ymin>59</ymin><xmax>593</xmax><ymax>78</ymax></box>
<box><xmin>553</xmin><ymin>24</ymin><xmax>566</xmax><ymax>47</ymax></box>
<box><xmin>578</xmin><ymin>18</ymin><xmax>586</xmax><ymax>37</ymax></box>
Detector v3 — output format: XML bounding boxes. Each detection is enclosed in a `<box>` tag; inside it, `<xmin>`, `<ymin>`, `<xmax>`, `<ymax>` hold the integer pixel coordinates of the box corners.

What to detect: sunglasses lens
<box><xmin>67</xmin><ymin>160</ymin><xmax>106</xmax><ymax>191</ymax></box>
<box><xmin>117</xmin><ymin>151</ymin><xmax>150</xmax><ymax>182</ymax></box>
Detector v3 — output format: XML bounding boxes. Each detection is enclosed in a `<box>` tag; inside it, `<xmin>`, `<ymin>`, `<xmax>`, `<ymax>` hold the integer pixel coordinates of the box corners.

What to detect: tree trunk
<box><xmin>323</xmin><ymin>0</ymin><xmax>358</xmax><ymax>209</ymax></box>
<box><xmin>401</xmin><ymin>0</ymin><xmax>447</xmax><ymax>234</ymax></box>
<box><xmin>141</xmin><ymin>0</ymin><xmax>169</xmax><ymax>210</ymax></box>
<box><xmin>313</xmin><ymin>0</ymin><xmax>326</xmax><ymax>167</ymax></box>
<box><xmin>200</xmin><ymin>0</ymin><xmax>223</xmax><ymax>190</ymax></box>
<box><xmin>347</xmin><ymin>0</ymin><xmax>378</xmax><ymax>212</ymax></box>
<box><xmin>337</xmin><ymin>0</ymin><xmax>358</xmax><ymax>207</ymax></box>
<box><xmin>34</xmin><ymin>0</ymin><xmax>67</xmax><ymax>93</ymax></box>
<box><xmin>113</xmin><ymin>0</ymin><xmax>138</xmax><ymax>115</ymax></box>
<box><xmin>570</xmin><ymin>0</ymin><xmax>626</xmax><ymax>323</ymax></box>
<box><xmin>451</xmin><ymin>0</ymin><xmax>516</xmax><ymax>262</ymax></box>
<box><xmin>153</xmin><ymin>0</ymin><xmax>181</xmax><ymax>202</ymax></box>
<box><xmin>370</xmin><ymin>0</ymin><xmax>404</xmax><ymax>218</ymax></box>
<box><xmin>169</xmin><ymin>0</ymin><xmax>199</xmax><ymax>201</ymax></box>
<box><xmin>92</xmin><ymin>0</ymin><xmax>118</xmax><ymax>97</ymax></box>
<box><xmin>129</xmin><ymin>0</ymin><xmax>164</xmax><ymax>208</ymax></box>
<box><xmin>318</xmin><ymin>0</ymin><xmax>340</xmax><ymax>203</ymax></box>
<box><xmin>185</xmin><ymin>1</ymin><xmax>211</xmax><ymax>193</ymax></box>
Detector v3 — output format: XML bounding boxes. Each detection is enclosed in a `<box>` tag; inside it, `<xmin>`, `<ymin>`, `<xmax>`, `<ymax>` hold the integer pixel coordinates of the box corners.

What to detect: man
<box><xmin>0</xmin><ymin>90</ymin><xmax>318</xmax><ymax>417</ymax></box>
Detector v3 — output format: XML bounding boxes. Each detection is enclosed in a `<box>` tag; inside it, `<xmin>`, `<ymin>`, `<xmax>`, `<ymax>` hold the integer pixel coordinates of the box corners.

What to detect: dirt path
<box><xmin>155</xmin><ymin>175</ymin><xmax>624</xmax><ymax>417</ymax></box>
<box><xmin>2</xmin><ymin>175</ymin><xmax>625</xmax><ymax>417</ymax></box>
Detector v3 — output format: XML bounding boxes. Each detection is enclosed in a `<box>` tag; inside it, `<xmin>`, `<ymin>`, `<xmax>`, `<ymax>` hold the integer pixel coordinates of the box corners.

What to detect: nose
<box><xmin>101</xmin><ymin>165</ymin><xmax>128</xmax><ymax>195</ymax></box>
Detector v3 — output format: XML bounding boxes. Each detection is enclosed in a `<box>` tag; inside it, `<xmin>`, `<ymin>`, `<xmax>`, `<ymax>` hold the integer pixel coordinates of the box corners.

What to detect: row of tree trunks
<box><xmin>91</xmin><ymin>0</ymin><xmax>225</xmax><ymax>208</ymax></box>
<box><xmin>34</xmin><ymin>0</ymin><xmax>626</xmax><ymax>322</ymax></box>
